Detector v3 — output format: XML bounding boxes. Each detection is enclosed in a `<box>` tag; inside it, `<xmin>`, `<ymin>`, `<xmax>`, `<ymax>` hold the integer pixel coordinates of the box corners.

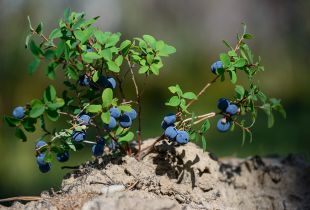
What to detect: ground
<box><xmin>1</xmin><ymin>138</ymin><xmax>310</xmax><ymax>210</ymax></box>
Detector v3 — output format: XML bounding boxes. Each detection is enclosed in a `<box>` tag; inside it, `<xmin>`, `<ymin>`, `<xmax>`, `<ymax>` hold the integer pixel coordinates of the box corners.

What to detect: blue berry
<box><xmin>164</xmin><ymin>126</ymin><xmax>178</xmax><ymax>140</ymax></box>
<box><xmin>211</xmin><ymin>61</ymin><xmax>223</xmax><ymax>74</ymax></box>
<box><xmin>163</xmin><ymin>114</ymin><xmax>176</xmax><ymax>126</ymax></box>
<box><xmin>217</xmin><ymin>98</ymin><xmax>230</xmax><ymax>112</ymax></box>
<box><xmin>161</xmin><ymin>121</ymin><xmax>170</xmax><ymax>130</ymax></box>
<box><xmin>36</xmin><ymin>153</ymin><xmax>47</xmax><ymax>165</ymax></box>
<box><xmin>103</xmin><ymin>116</ymin><xmax>117</xmax><ymax>130</ymax></box>
<box><xmin>56</xmin><ymin>151</ymin><xmax>69</xmax><ymax>162</ymax></box>
<box><xmin>217</xmin><ymin>118</ymin><xmax>231</xmax><ymax>132</ymax></box>
<box><xmin>109</xmin><ymin>107</ymin><xmax>121</xmax><ymax>119</ymax></box>
<box><xmin>226</xmin><ymin>104</ymin><xmax>239</xmax><ymax>115</ymax></box>
<box><xmin>79</xmin><ymin>75</ymin><xmax>90</xmax><ymax>86</ymax></box>
<box><xmin>107</xmin><ymin>77</ymin><xmax>117</xmax><ymax>89</ymax></box>
<box><xmin>97</xmin><ymin>138</ymin><xmax>105</xmax><ymax>145</ymax></box>
<box><xmin>86</xmin><ymin>47</ymin><xmax>93</xmax><ymax>52</ymax></box>
<box><xmin>124</xmin><ymin>109</ymin><xmax>137</xmax><ymax>120</ymax></box>
<box><xmin>12</xmin><ymin>106</ymin><xmax>25</xmax><ymax>119</ymax></box>
<box><xmin>97</xmin><ymin>76</ymin><xmax>109</xmax><ymax>88</ymax></box>
<box><xmin>176</xmin><ymin>131</ymin><xmax>190</xmax><ymax>144</ymax></box>
<box><xmin>72</xmin><ymin>131</ymin><xmax>86</xmax><ymax>142</ymax></box>
<box><xmin>35</xmin><ymin>140</ymin><xmax>47</xmax><ymax>149</ymax></box>
<box><xmin>92</xmin><ymin>143</ymin><xmax>104</xmax><ymax>157</ymax></box>
<box><xmin>38</xmin><ymin>163</ymin><xmax>51</xmax><ymax>173</ymax></box>
<box><xmin>108</xmin><ymin>140</ymin><xmax>118</xmax><ymax>151</ymax></box>
<box><xmin>119</xmin><ymin>114</ymin><xmax>132</xmax><ymax>128</ymax></box>
<box><xmin>78</xmin><ymin>114</ymin><xmax>91</xmax><ymax>125</ymax></box>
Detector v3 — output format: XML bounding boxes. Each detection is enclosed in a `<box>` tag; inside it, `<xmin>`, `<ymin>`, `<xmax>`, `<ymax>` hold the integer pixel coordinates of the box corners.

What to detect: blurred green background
<box><xmin>1</xmin><ymin>0</ymin><xmax>309</xmax><ymax>199</ymax></box>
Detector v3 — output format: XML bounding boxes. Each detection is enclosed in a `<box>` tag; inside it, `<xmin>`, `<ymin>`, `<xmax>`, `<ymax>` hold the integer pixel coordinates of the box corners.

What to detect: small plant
<box><xmin>3</xmin><ymin>9</ymin><xmax>285</xmax><ymax>173</ymax></box>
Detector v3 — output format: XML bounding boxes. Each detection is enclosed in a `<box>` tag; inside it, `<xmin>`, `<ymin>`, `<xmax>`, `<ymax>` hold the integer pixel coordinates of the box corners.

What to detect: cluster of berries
<box><xmin>161</xmin><ymin>114</ymin><xmax>189</xmax><ymax>144</ymax></box>
<box><xmin>35</xmin><ymin>140</ymin><xmax>69</xmax><ymax>173</ymax></box>
<box><xmin>72</xmin><ymin>74</ymin><xmax>137</xmax><ymax>157</ymax></box>
<box><xmin>79</xmin><ymin>75</ymin><xmax>116</xmax><ymax>90</ymax></box>
<box><xmin>71</xmin><ymin>108</ymin><xmax>137</xmax><ymax>143</ymax></box>
<box><xmin>216</xmin><ymin>98</ymin><xmax>240</xmax><ymax>132</ymax></box>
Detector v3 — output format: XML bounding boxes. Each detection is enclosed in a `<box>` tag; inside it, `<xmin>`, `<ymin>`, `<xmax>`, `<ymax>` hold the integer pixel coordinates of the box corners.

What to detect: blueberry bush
<box><xmin>4</xmin><ymin>9</ymin><xmax>285</xmax><ymax>173</ymax></box>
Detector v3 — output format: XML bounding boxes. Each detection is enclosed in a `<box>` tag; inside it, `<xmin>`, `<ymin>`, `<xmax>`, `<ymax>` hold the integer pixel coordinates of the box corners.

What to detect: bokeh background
<box><xmin>1</xmin><ymin>0</ymin><xmax>309</xmax><ymax>199</ymax></box>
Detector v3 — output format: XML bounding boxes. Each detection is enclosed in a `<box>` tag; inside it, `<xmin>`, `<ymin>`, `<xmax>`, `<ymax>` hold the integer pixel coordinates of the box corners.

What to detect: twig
<box><xmin>138</xmin><ymin>135</ymin><xmax>165</xmax><ymax>160</ymax></box>
<box><xmin>182</xmin><ymin>112</ymin><xmax>216</xmax><ymax>124</ymax></box>
<box><xmin>126</xmin><ymin>58</ymin><xmax>142</xmax><ymax>158</ymax></box>
<box><xmin>186</xmin><ymin>76</ymin><xmax>220</xmax><ymax>109</ymax></box>
<box><xmin>0</xmin><ymin>196</ymin><xmax>41</xmax><ymax>203</ymax></box>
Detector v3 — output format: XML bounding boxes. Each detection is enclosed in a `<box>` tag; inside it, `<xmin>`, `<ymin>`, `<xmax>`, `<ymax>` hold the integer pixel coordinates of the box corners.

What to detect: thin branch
<box><xmin>186</xmin><ymin>75</ymin><xmax>220</xmax><ymax>109</ymax></box>
<box><xmin>138</xmin><ymin>135</ymin><xmax>165</xmax><ymax>160</ymax></box>
<box><xmin>0</xmin><ymin>196</ymin><xmax>41</xmax><ymax>203</ymax></box>
<box><xmin>126</xmin><ymin>58</ymin><xmax>142</xmax><ymax>157</ymax></box>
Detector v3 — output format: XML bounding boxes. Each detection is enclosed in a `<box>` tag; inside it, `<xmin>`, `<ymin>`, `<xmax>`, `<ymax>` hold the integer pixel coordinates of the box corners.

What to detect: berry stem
<box><xmin>0</xmin><ymin>196</ymin><xmax>42</xmax><ymax>203</ymax></box>
<box><xmin>137</xmin><ymin>134</ymin><xmax>165</xmax><ymax>160</ymax></box>
<box><xmin>186</xmin><ymin>75</ymin><xmax>220</xmax><ymax>109</ymax></box>
<box><xmin>126</xmin><ymin>58</ymin><xmax>142</xmax><ymax>158</ymax></box>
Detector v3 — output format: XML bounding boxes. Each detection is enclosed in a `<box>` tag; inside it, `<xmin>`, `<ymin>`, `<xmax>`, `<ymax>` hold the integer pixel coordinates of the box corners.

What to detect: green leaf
<box><xmin>3</xmin><ymin>116</ymin><xmax>20</xmax><ymax>127</ymax></box>
<box><xmin>233</xmin><ymin>58</ymin><xmax>247</xmax><ymax>68</ymax></box>
<box><xmin>25</xmin><ymin>34</ymin><xmax>31</xmax><ymax>48</ymax></box>
<box><xmin>220</xmin><ymin>53</ymin><xmax>230</xmax><ymax>67</ymax></box>
<box><xmin>92</xmin><ymin>71</ymin><xmax>99</xmax><ymax>82</ymax></box>
<box><xmin>228</xmin><ymin>50</ymin><xmax>237</xmax><ymax>57</ymax></box>
<box><xmin>182</xmin><ymin>92</ymin><xmax>197</xmax><ymax>100</ymax></box>
<box><xmin>106</xmin><ymin>33</ymin><xmax>121</xmax><ymax>48</ymax></box>
<box><xmin>243</xmin><ymin>33</ymin><xmax>253</xmax><ymax>39</ymax></box>
<box><xmin>43</xmin><ymin>85</ymin><xmax>57</xmax><ymax>103</ymax></box>
<box><xmin>87</xmin><ymin>104</ymin><xmax>102</xmax><ymax>113</ymax></box>
<box><xmin>29</xmin><ymin>100</ymin><xmax>45</xmax><ymax>118</ymax></box>
<box><xmin>235</xmin><ymin>85</ymin><xmax>245</xmax><ymax>100</ymax></box>
<box><xmin>270</xmin><ymin>98</ymin><xmax>287</xmax><ymax>118</ymax></box>
<box><xmin>74</xmin><ymin>28</ymin><xmax>94</xmax><ymax>44</ymax></box>
<box><xmin>15</xmin><ymin>128</ymin><xmax>27</xmax><ymax>142</ymax></box>
<box><xmin>29</xmin><ymin>40</ymin><xmax>42</xmax><ymax>56</ymax></box>
<box><xmin>138</xmin><ymin>66</ymin><xmax>149</xmax><ymax>74</ymax></box>
<box><xmin>45</xmin><ymin>63</ymin><xmax>57</xmax><ymax>80</ymax></box>
<box><xmin>118</xmin><ymin>105</ymin><xmax>132</xmax><ymax>112</ymax></box>
<box><xmin>82</xmin><ymin>52</ymin><xmax>102</xmax><ymax>61</ymax></box>
<box><xmin>107</xmin><ymin>60</ymin><xmax>120</xmax><ymax>73</ymax></box>
<box><xmin>35</xmin><ymin>22</ymin><xmax>43</xmax><ymax>35</ymax></box>
<box><xmin>229</xmin><ymin>71</ymin><xmax>237</xmax><ymax>84</ymax></box>
<box><xmin>46</xmin><ymin>109</ymin><xmax>59</xmax><ymax>122</ymax></box>
<box><xmin>118</xmin><ymin>131</ymin><xmax>134</xmax><ymax>143</ymax></box>
<box><xmin>101</xmin><ymin>111</ymin><xmax>110</xmax><ymax>124</ymax></box>
<box><xmin>143</xmin><ymin>35</ymin><xmax>157</xmax><ymax>49</ymax></box>
<box><xmin>63</xmin><ymin>8</ymin><xmax>71</xmax><ymax>21</ymax></box>
<box><xmin>165</xmin><ymin>96</ymin><xmax>180</xmax><ymax>107</ymax></box>
<box><xmin>261</xmin><ymin>104</ymin><xmax>274</xmax><ymax>128</ymax></box>
<box><xmin>28</xmin><ymin>58</ymin><xmax>40</xmax><ymax>75</ymax></box>
<box><xmin>27</xmin><ymin>16</ymin><xmax>34</xmax><ymax>31</ymax></box>
<box><xmin>22</xmin><ymin>118</ymin><xmax>37</xmax><ymax>132</ymax></box>
<box><xmin>201</xmin><ymin>120</ymin><xmax>211</xmax><ymax>133</ymax></box>
<box><xmin>201</xmin><ymin>135</ymin><xmax>207</xmax><ymax>151</ymax></box>
<box><xmin>47</xmin><ymin>98</ymin><xmax>65</xmax><ymax>110</ymax></box>
<box><xmin>44</xmin><ymin>152</ymin><xmax>52</xmax><ymax>163</ymax></box>
<box><xmin>168</xmin><ymin>85</ymin><xmax>182</xmax><ymax>95</ymax></box>
<box><xmin>100</xmin><ymin>48</ymin><xmax>112</xmax><ymax>60</ymax></box>
<box><xmin>120</xmin><ymin>40</ymin><xmax>132</xmax><ymax>55</ymax></box>
<box><xmin>94</xmin><ymin>31</ymin><xmax>110</xmax><ymax>45</ymax></box>
<box><xmin>222</xmin><ymin>40</ymin><xmax>233</xmax><ymax>50</ymax></box>
<box><xmin>49</xmin><ymin>28</ymin><xmax>62</xmax><ymax>40</ymax></box>
<box><xmin>115</xmin><ymin>55</ymin><xmax>123</xmax><ymax>66</ymax></box>
<box><xmin>150</xmin><ymin>63</ymin><xmax>159</xmax><ymax>75</ymax></box>
<box><xmin>102</xmin><ymin>88</ymin><xmax>113</xmax><ymax>107</ymax></box>
<box><xmin>158</xmin><ymin>44</ymin><xmax>176</xmax><ymax>56</ymax></box>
